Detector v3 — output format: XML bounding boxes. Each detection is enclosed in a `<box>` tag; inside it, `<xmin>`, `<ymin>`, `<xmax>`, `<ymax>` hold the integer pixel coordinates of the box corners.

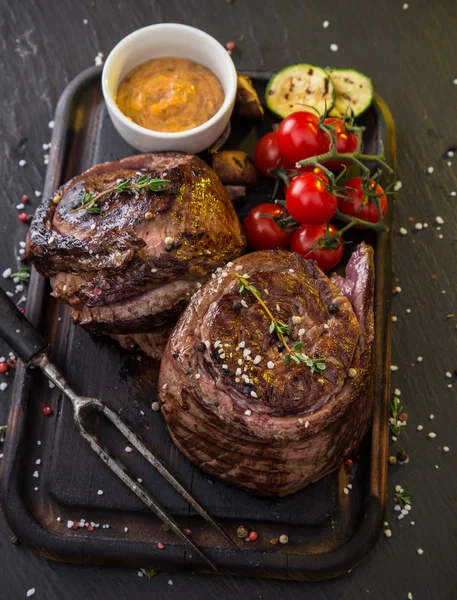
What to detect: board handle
<box><xmin>0</xmin><ymin>286</ymin><xmax>47</xmax><ymax>364</ymax></box>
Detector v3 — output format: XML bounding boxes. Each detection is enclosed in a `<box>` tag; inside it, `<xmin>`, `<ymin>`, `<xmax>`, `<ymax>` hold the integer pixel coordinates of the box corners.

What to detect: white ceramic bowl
<box><xmin>102</xmin><ymin>23</ymin><xmax>237</xmax><ymax>154</ymax></box>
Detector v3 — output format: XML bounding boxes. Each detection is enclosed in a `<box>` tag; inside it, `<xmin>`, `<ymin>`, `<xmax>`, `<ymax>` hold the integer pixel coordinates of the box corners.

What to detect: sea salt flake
<box><xmin>253</xmin><ymin>355</ymin><xmax>261</xmax><ymax>365</ymax></box>
<box><xmin>267</xmin><ymin>361</ymin><xmax>274</xmax><ymax>369</ymax></box>
<box><xmin>399</xmin><ymin>227</ymin><xmax>408</xmax><ymax>235</ymax></box>
<box><xmin>2</xmin><ymin>268</ymin><xmax>12</xmax><ymax>278</ymax></box>
<box><xmin>394</xmin><ymin>180</ymin><xmax>403</xmax><ymax>191</ymax></box>
<box><xmin>97</xmin><ymin>490</ymin><xmax>103</xmax><ymax>496</ymax></box>
<box><xmin>323</xmin><ymin>20</ymin><xmax>329</xmax><ymax>28</ymax></box>
<box><xmin>427</xmin><ymin>166</ymin><xmax>434</xmax><ymax>174</ymax></box>
<box><xmin>384</xmin><ymin>529</ymin><xmax>392</xmax><ymax>537</ymax></box>
<box><xmin>26</xmin><ymin>589</ymin><xmax>36</xmax><ymax>597</ymax></box>
<box><xmin>244</xmin><ymin>409</ymin><xmax>252</xmax><ymax>416</ymax></box>
<box><xmin>33</xmin><ymin>470</ymin><xmax>39</xmax><ymax>478</ymax></box>
<box><xmin>330</xmin><ymin>43</ymin><xmax>338</xmax><ymax>52</ymax></box>
<box><xmin>250</xmin><ymin>391</ymin><xmax>258</xmax><ymax>398</ymax></box>
<box><xmin>125</xmin><ymin>446</ymin><xmax>133</xmax><ymax>453</ymax></box>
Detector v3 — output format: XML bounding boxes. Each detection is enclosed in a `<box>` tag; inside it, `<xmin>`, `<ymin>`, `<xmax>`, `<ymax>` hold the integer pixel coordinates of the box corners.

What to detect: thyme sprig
<box><xmin>389</xmin><ymin>396</ymin><xmax>404</xmax><ymax>437</ymax></box>
<box><xmin>395</xmin><ymin>490</ymin><xmax>411</xmax><ymax>508</ymax></box>
<box><xmin>139</xmin><ymin>568</ymin><xmax>158</xmax><ymax>579</ymax></box>
<box><xmin>235</xmin><ymin>273</ymin><xmax>326</xmax><ymax>373</ymax></box>
<box><xmin>11</xmin><ymin>268</ymin><xmax>30</xmax><ymax>282</ymax></box>
<box><xmin>0</xmin><ymin>425</ymin><xmax>7</xmax><ymax>442</ymax></box>
<box><xmin>71</xmin><ymin>175</ymin><xmax>169</xmax><ymax>214</ymax></box>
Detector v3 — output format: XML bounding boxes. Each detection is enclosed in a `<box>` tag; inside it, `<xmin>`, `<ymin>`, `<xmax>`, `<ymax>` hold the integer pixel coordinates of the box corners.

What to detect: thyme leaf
<box><xmin>11</xmin><ymin>268</ymin><xmax>30</xmax><ymax>282</ymax></box>
<box><xmin>0</xmin><ymin>425</ymin><xmax>7</xmax><ymax>442</ymax></box>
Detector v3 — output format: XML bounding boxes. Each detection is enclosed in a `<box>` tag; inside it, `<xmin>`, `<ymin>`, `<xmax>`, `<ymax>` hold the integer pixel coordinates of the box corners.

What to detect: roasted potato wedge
<box><xmin>212</xmin><ymin>151</ymin><xmax>259</xmax><ymax>187</ymax></box>
<box><xmin>234</xmin><ymin>74</ymin><xmax>264</xmax><ymax>120</ymax></box>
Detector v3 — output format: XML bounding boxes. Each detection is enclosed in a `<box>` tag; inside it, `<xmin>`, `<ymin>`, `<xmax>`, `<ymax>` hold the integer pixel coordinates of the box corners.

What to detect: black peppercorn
<box><xmin>328</xmin><ymin>302</ymin><xmax>339</xmax><ymax>315</ymax></box>
<box><xmin>397</xmin><ymin>450</ymin><xmax>409</xmax><ymax>463</ymax></box>
<box><xmin>232</xmin><ymin>299</ymin><xmax>243</xmax><ymax>312</ymax></box>
<box><xmin>195</xmin><ymin>342</ymin><xmax>206</xmax><ymax>352</ymax></box>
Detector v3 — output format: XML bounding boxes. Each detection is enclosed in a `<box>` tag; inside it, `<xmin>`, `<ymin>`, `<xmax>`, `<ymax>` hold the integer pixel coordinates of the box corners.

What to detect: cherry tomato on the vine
<box><xmin>322</xmin><ymin>118</ymin><xmax>358</xmax><ymax>171</ymax></box>
<box><xmin>338</xmin><ymin>176</ymin><xmax>387</xmax><ymax>228</ymax></box>
<box><xmin>277</xmin><ymin>111</ymin><xmax>327</xmax><ymax>166</ymax></box>
<box><xmin>290</xmin><ymin>223</ymin><xmax>344</xmax><ymax>273</ymax></box>
<box><xmin>285</xmin><ymin>171</ymin><xmax>338</xmax><ymax>225</ymax></box>
<box><xmin>254</xmin><ymin>132</ymin><xmax>293</xmax><ymax>177</ymax></box>
<box><xmin>244</xmin><ymin>203</ymin><xmax>293</xmax><ymax>250</ymax></box>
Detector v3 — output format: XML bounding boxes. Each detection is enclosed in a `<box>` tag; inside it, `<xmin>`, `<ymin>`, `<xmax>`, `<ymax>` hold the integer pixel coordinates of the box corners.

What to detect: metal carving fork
<box><xmin>0</xmin><ymin>286</ymin><xmax>237</xmax><ymax>570</ymax></box>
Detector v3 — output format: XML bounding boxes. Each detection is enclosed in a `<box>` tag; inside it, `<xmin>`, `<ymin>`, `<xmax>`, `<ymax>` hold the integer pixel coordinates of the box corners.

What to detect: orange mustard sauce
<box><xmin>116</xmin><ymin>57</ymin><xmax>225</xmax><ymax>133</ymax></box>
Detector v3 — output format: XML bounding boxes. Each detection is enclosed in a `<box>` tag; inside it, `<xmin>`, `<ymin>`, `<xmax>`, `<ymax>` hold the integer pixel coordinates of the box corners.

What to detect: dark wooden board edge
<box><xmin>0</xmin><ymin>66</ymin><xmax>395</xmax><ymax>581</ymax></box>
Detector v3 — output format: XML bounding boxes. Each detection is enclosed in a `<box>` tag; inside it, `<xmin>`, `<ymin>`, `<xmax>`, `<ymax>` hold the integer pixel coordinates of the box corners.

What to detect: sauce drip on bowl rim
<box><xmin>116</xmin><ymin>57</ymin><xmax>225</xmax><ymax>133</ymax></box>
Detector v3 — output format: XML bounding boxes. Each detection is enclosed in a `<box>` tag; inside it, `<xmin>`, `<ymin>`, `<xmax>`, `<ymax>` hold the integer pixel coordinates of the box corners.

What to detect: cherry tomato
<box><xmin>244</xmin><ymin>203</ymin><xmax>293</xmax><ymax>250</ymax></box>
<box><xmin>338</xmin><ymin>176</ymin><xmax>388</xmax><ymax>228</ymax></box>
<box><xmin>290</xmin><ymin>223</ymin><xmax>344</xmax><ymax>272</ymax></box>
<box><xmin>254</xmin><ymin>132</ymin><xmax>292</xmax><ymax>177</ymax></box>
<box><xmin>277</xmin><ymin>111</ymin><xmax>327</xmax><ymax>166</ymax></box>
<box><xmin>285</xmin><ymin>171</ymin><xmax>337</xmax><ymax>225</ymax></box>
<box><xmin>322</xmin><ymin>118</ymin><xmax>358</xmax><ymax>170</ymax></box>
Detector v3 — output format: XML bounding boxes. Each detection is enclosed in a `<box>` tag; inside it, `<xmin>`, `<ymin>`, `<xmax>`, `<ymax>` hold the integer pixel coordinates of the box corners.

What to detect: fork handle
<box><xmin>0</xmin><ymin>286</ymin><xmax>48</xmax><ymax>363</ymax></box>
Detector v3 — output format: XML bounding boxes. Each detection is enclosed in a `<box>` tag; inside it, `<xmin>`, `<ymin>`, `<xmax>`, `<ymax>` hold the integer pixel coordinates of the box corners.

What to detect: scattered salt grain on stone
<box><xmin>390</xmin><ymin>365</ymin><xmax>398</xmax><ymax>371</ymax></box>
<box><xmin>330</xmin><ymin>43</ymin><xmax>338</xmax><ymax>52</ymax></box>
<box><xmin>445</xmin><ymin>371</ymin><xmax>452</xmax><ymax>378</ymax></box>
<box><xmin>403</xmin><ymin>2</ymin><xmax>409</xmax><ymax>9</ymax></box>
<box><xmin>124</xmin><ymin>527</ymin><xmax>129</xmax><ymax>532</ymax></box>
<box><xmin>94</xmin><ymin>52</ymin><xmax>104</xmax><ymax>66</ymax></box>
<box><xmin>414</xmin><ymin>223</ymin><xmax>423</xmax><ymax>230</ymax></box>
<box><xmin>33</xmin><ymin>471</ymin><xmax>39</xmax><ymax>478</ymax></box>
<box><xmin>399</xmin><ymin>227</ymin><xmax>408</xmax><ymax>235</ymax></box>
<box><xmin>26</xmin><ymin>589</ymin><xmax>36</xmax><ymax>597</ymax></box>
<box><xmin>394</xmin><ymin>180</ymin><xmax>403</xmax><ymax>191</ymax></box>
<box><xmin>244</xmin><ymin>409</ymin><xmax>252</xmax><ymax>416</ymax></box>
<box><xmin>394</xmin><ymin>388</ymin><xmax>401</xmax><ymax>396</ymax></box>
<box><xmin>35</xmin><ymin>459</ymin><xmax>41</xmax><ymax>465</ymax></box>
<box><xmin>444</xmin><ymin>446</ymin><xmax>450</xmax><ymax>452</ymax></box>
<box><xmin>408</xmin><ymin>593</ymin><xmax>413</xmax><ymax>600</ymax></box>
<box><xmin>343</xmin><ymin>487</ymin><xmax>349</xmax><ymax>495</ymax></box>
<box><xmin>253</xmin><ymin>355</ymin><xmax>261</xmax><ymax>365</ymax></box>
<box><xmin>416</xmin><ymin>356</ymin><xmax>423</xmax><ymax>362</ymax></box>
<box><xmin>97</xmin><ymin>490</ymin><xmax>103</xmax><ymax>496</ymax></box>
<box><xmin>67</xmin><ymin>520</ymin><xmax>74</xmax><ymax>529</ymax></box>
<box><xmin>267</xmin><ymin>361</ymin><xmax>274</xmax><ymax>369</ymax></box>
<box><xmin>151</xmin><ymin>402</ymin><xmax>160</xmax><ymax>411</ymax></box>
<box><xmin>137</xmin><ymin>571</ymin><xmax>144</xmax><ymax>577</ymax></box>
<box><xmin>125</xmin><ymin>446</ymin><xmax>133</xmax><ymax>453</ymax></box>
<box><xmin>428</xmin><ymin>432</ymin><xmax>436</xmax><ymax>439</ymax></box>
<box><xmin>2</xmin><ymin>268</ymin><xmax>12</xmax><ymax>278</ymax></box>
<box><xmin>83</xmin><ymin>18</ymin><xmax>88</xmax><ymax>24</ymax></box>
<box><xmin>417</xmin><ymin>548</ymin><xmax>424</xmax><ymax>555</ymax></box>
<box><xmin>406</xmin><ymin>308</ymin><xmax>411</xmax><ymax>314</ymax></box>
<box><xmin>323</xmin><ymin>20</ymin><xmax>329</xmax><ymax>28</ymax></box>
<box><xmin>384</xmin><ymin>529</ymin><xmax>392</xmax><ymax>537</ymax></box>
<box><xmin>168</xmin><ymin>580</ymin><xmax>173</xmax><ymax>586</ymax></box>
<box><xmin>417</xmin><ymin>425</ymin><xmax>423</xmax><ymax>431</ymax></box>
<box><xmin>426</xmin><ymin>166</ymin><xmax>434</xmax><ymax>174</ymax></box>
<box><xmin>19</xmin><ymin>159</ymin><xmax>26</xmax><ymax>167</ymax></box>
<box><xmin>250</xmin><ymin>391</ymin><xmax>258</xmax><ymax>398</ymax></box>
<box><xmin>429</xmin><ymin>414</ymin><xmax>434</xmax><ymax>420</ymax></box>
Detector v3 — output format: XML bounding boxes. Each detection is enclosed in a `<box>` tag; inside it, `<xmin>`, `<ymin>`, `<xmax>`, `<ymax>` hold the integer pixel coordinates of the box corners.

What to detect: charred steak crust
<box><xmin>26</xmin><ymin>152</ymin><xmax>245</xmax><ymax>342</ymax></box>
<box><xmin>159</xmin><ymin>243</ymin><xmax>375</xmax><ymax>497</ymax></box>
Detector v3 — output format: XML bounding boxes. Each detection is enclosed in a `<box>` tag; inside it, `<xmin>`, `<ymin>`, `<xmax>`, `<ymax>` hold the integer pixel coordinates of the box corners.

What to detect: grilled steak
<box><xmin>159</xmin><ymin>243</ymin><xmax>374</xmax><ymax>496</ymax></box>
<box><xmin>27</xmin><ymin>153</ymin><xmax>245</xmax><ymax>356</ymax></box>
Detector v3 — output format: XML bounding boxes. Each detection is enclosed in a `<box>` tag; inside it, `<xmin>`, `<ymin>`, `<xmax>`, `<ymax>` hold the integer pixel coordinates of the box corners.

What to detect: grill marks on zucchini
<box><xmin>265</xmin><ymin>64</ymin><xmax>334</xmax><ymax>119</ymax></box>
<box><xmin>326</xmin><ymin>68</ymin><xmax>373</xmax><ymax>118</ymax></box>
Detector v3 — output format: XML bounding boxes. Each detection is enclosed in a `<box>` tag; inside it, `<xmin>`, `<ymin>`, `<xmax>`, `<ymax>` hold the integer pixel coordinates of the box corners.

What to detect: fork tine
<box><xmin>77</xmin><ymin>421</ymin><xmax>218</xmax><ymax>571</ymax></box>
<box><xmin>100</xmin><ymin>404</ymin><xmax>238</xmax><ymax>550</ymax></box>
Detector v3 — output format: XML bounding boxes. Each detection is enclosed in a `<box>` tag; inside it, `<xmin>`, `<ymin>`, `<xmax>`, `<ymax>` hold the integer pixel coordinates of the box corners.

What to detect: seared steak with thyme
<box><xmin>26</xmin><ymin>152</ymin><xmax>245</xmax><ymax>356</ymax></box>
<box><xmin>159</xmin><ymin>243</ymin><xmax>374</xmax><ymax>496</ymax></box>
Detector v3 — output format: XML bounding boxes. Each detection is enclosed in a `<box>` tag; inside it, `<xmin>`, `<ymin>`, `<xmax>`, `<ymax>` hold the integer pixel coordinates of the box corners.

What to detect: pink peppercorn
<box><xmin>226</xmin><ymin>41</ymin><xmax>236</xmax><ymax>51</ymax></box>
<box><xmin>18</xmin><ymin>213</ymin><xmax>29</xmax><ymax>223</ymax></box>
<box><xmin>0</xmin><ymin>363</ymin><xmax>8</xmax><ymax>373</ymax></box>
<box><xmin>248</xmin><ymin>531</ymin><xmax>258</xmax><ymax>541</ymax></box>
<box><xmin>157</xmin><ymin>542</ymin><xmax>165</xmax><ymax>549</ymax></box>
<box><xmin>42</xmin><ymin>406</ymin><xmax>52</xmax><ymax>416</ymax></box>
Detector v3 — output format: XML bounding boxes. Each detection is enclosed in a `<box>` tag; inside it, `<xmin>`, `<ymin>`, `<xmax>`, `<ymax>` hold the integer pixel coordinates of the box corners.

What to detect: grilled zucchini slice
<box><xmin>326</xmin><ymin>68</ymin><xmax>373</xmax><ymax>118</ymax></box>
<box><xmin>265</xmin><ymin>64</ymin><xmax>334</xmax><ymax>119</ymax></box>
